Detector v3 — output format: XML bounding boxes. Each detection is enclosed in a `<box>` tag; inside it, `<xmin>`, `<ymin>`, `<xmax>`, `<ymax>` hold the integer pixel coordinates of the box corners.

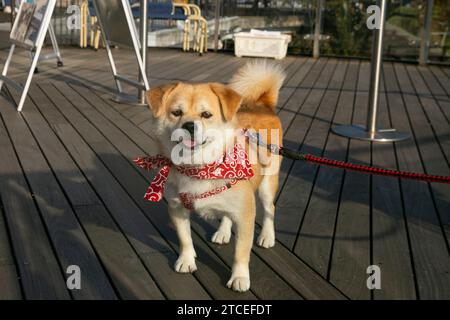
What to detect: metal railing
<box><xmin>9</xmin><ymin>0</ymin><xmax>447</xmax><ymax>65</ymax></box>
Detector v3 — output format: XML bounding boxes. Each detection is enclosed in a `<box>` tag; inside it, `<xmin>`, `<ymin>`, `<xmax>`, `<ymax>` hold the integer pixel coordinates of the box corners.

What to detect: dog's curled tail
<box><xmin>229</xmin><ymin>60</ymin><xmax>286</xmax><ymax>110</ymax></box>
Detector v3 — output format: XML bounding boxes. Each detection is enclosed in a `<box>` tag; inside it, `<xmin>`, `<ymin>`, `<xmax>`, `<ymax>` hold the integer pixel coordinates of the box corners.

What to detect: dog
<box><xmin>144</xmin><ymin>61</ymin><xmax>285</xmax><ymax>292</ymax></box>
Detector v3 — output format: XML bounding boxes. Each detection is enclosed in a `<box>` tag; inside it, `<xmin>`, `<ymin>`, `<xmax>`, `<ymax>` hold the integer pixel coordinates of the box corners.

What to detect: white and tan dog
<box><xmin>146</xmin><ymin>61</ymin><xmax>285</xmax><ymax>292</ymax></box>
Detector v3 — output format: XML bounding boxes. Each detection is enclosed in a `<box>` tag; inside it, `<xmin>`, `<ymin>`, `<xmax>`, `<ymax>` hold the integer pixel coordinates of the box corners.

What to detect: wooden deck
<box><xmin>0</xmin><ymin>45</ymin><xmax>449</xmax><ymax>300</ymax></box>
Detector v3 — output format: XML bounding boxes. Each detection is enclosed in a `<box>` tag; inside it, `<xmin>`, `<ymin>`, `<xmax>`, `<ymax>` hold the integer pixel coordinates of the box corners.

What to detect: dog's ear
<box><xmin>209</xmin><ymin>83</ymin><xmax>242</xmax><ymax>122</ymax></box>
<box><xmin>146</xmin><ymin>83</ymin><xmax>179</xmax><ymax>117</ymax></box>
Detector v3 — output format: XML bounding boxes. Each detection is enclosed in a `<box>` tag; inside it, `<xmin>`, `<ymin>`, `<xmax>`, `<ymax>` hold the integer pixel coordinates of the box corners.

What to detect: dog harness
<box><xmin>134</xmin><ymin>144</ymin><xmax>254</xmax><ymax>210</ymax></box>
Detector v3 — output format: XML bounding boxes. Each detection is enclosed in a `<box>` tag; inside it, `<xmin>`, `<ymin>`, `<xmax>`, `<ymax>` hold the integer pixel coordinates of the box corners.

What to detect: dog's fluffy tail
<box><xmin>229</xmin><ymin>60</ymin><xmax>286</xmax><ymax>110</ymax></box>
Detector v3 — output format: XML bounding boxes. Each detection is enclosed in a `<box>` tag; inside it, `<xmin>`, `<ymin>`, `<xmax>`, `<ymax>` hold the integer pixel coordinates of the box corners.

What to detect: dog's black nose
<box><xmin>181</xmin><ymin>121</ymin><xmax>196</xmax><ymax>136</ymax></box>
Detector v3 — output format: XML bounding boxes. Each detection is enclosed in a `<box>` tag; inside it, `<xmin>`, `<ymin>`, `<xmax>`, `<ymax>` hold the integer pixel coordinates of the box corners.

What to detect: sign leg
<box><xmin>0</xmin><ymin>44</ymin><xmax>15</xmax><ymax>92</ymax></box>
<box><xmin>48</xmin><ymin>23</ymin><xmax>64</xmax><ymax>66</ymax></box>
<box><xmin>17</xmin><ymin>43</ymin><xmax>42</xmax><ymax>111</ymax></box>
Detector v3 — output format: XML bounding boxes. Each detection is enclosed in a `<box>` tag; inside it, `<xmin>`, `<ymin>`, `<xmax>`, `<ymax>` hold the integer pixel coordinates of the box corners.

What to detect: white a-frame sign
<box><xmin>0</xmin><ymin>0</ymin><xmax>63</xmax><ymax>112</ymax></box>
<box><xmin>92</xmin><ymin>0</ymin><xmax>150</xmax><ymax>100</ymax></box>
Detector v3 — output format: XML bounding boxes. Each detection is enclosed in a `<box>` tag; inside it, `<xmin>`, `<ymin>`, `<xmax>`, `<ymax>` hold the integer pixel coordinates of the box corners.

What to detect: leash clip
<box><xmin>244</xmin><ymin>130</ymin><xmax>280</xmax><ymax>155</ymax></box>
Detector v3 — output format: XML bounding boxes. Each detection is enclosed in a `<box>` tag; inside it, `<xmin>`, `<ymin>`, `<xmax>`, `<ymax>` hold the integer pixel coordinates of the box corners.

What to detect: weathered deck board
<box><xmin>0</xmin><ymin>46</ymin><xmax>449</xmax><ymax>299</ymax></box>
<box><xmin>404</xmin><ymin>66</ymin><xmax>450</xmax><ymax>250</ymax></box>
<box><xmin>0</xmin><ymin>203</ymin><xmax>21</xmax><ymax>299</ymax></box>
<box><xmin>293</xmin><ymin>60</ymin><xmax>353</xmax><ymax>278</ymax></box>
<box><xmin>276</xmin><ymin>59</ymin><xmax>337</xmax><ymax>249</ymax></box>
<box><xmin>391</xmin><ymin>64</ymin><xmax>450</xmax><ymax>299</ymax></box>
<box><xmin>371</xmin><ymin>69</ymin><xmax>416</xmax><ymax>299</ymax></box>
<box><xmin>5</xmin><ymin>87</ymin><xmax>118</xmax><ymax>300</ymax></box>
<box><xmin>329</xmin><ymin>61</ymin><xmax>372</xmax><ymax>300</ymax></box>
<box><xmin>429</xmin><ymin>66</ymin><xmax>450</xmax><ymax>97</ymax></box>
<box><xmin>0</xmin><ymin>99</ymin><xmax>70</xmax><ymax>300</ymax></box>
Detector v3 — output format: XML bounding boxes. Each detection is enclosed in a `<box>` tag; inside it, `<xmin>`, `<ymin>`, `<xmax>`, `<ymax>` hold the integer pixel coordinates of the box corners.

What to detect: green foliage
<box><xmin>322</xmin><ymin>2</ymin><xmax>371</xmax><ymax>57</ymax></box>
<box><xmin>387</xmin><ymin>5</ymin><xmax>420</xmax><ymax>36</ymax></box>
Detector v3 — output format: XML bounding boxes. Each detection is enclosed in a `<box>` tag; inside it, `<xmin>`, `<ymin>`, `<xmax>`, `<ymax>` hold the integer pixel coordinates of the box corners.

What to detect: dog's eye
<box><xmin>171</xmin><ymin>109</ymin><xmax>183</xmax><ymax>117</ymax></box>
<box><xmin>201</xmin><ymin>111</ymin><xmax>212</xmax><ymax>119</ymax></box>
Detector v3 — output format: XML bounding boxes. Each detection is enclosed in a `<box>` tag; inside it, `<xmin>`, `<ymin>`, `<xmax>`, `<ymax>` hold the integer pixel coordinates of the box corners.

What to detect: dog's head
<box><xmin>147</xmin><ymin>82</ymin><xmax>242</xmax><ymax>165</ymax></box>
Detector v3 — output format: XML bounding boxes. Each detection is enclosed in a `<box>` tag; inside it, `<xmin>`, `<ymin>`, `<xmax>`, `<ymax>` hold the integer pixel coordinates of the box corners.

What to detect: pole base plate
<box><xmin>331</xmin><ymin>125</ymin><xmax>410</xmax><ymax>142</ymax></box>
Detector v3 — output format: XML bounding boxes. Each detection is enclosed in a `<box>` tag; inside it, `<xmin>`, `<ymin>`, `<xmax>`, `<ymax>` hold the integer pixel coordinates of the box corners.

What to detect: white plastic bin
<box><xmin>234</xmin><ymin>29</ymin><xmax>292</xmax><ymax>60</ymax></box>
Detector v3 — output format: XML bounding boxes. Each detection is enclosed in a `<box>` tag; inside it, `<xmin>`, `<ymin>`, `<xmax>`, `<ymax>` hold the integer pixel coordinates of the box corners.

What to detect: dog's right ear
<box><xmin>209</xmin><ymin>83</ymin><xmax>242</xmax><ymax>122</ymax></box>
<box><xmin>146</xmin><ymin>83</ymin><xmax>179</xmax><ymax>117</ymax></box>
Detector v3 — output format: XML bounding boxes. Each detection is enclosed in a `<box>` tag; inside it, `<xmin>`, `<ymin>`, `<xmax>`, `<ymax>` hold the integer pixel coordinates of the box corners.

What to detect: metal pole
<box><xmin>213</xmin><ymin>0</ymin><xmax>220</xmax><ymax>52</ymax></box>
<box><xmin>331</xmin><ymin>0</ymin><xmax>410</xmax><ymax>143</ymax></box>
<box><xmin>419</xmin><ymin>0</ymin><xmax>433</xmax><ymax>66</ymax></box>
<box><xmin>17</xmin><ymin>0</ymin><xmax>57</xmax><ymax>111</ymax></box>
<box><xmin>366</xmin><ymin>0</ymin><xmax>387</xmax><ymax>135</ymax></box>
<box><xmin>138</xmin><ymin>0</ymin><xmax>148</xmax><ymax>104</ymax></box>
<box><xmin>313</xmin><ymin>0</ymin><xmax>323</xmax><ymax>59</ymax></box>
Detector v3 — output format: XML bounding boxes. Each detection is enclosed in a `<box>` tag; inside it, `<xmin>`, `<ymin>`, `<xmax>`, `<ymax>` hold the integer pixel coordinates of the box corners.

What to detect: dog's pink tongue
<box><xmin>182</xmin><ymin>139</ymin><xmax>197</xmax><ymax>148</ymax></box>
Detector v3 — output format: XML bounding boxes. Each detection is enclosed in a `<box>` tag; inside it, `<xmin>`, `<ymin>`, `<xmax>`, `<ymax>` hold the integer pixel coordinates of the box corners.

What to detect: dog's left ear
<box><xmin>209</xmin><ymin>83</ymin><xmax>242</xmax><ymax>122</ymax></box>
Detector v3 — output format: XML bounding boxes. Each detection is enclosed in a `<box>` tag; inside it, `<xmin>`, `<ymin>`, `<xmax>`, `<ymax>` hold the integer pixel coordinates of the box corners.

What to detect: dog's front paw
<box><xmin>211</xmin><ymin>230</ymin><xmax>231</xmax><ymax>244</ymax></box>
<box><xmin>174</xmin><ymin>255</ymin><xmax>197</xmax><ymax>273</ymax></box>
<box><xmin>227</xmin><ymin>276</ymin><xmax>250</xmax><ymax>292</ymax></box>
<box><xmin>257</xmin><ymin>229</ymin><xmax>275</xmax><ymax>248</ymax></box>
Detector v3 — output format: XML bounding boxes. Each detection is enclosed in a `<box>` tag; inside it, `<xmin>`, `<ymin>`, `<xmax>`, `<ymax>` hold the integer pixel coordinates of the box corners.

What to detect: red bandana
<box><xmin>134</xmin><ymin>144</ymin><xmax>254</xmax><ymax>210</ymax></box>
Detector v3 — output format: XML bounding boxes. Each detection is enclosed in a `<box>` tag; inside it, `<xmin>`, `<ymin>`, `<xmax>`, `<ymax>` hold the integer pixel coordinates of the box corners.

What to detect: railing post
<box><xmin>313</xmin><ymin>0</ymin><xmax>323</xmax><ymax>59</ymax></box>
<box><xmin>419</xmin><ymin>0</ymin><xmax>433</xmax><ymax>66</ymax></box>
<box><xmin>11</xmin><ymin>0</ymin><xmax>16</xmax><ymax>25</ymax></box>
<box><xmin>213</xmin><ymin>0</ymin><xmax>220</xmax><ymax>52</ymax></box>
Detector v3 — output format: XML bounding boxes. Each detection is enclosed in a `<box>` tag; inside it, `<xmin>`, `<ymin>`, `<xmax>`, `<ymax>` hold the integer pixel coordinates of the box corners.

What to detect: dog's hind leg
<box><xmin>211</xmin><ymin>216</ymin><xmax>232</xmax><ymax>244</ymax></box>
<box><xmin>169</xmin><ymin>203</ymin><xmax>198</xmax><ymax>273</ymax></box>
<box><xmin>256</xmin><ymin>173</ymin><xmax>278</xmax><ymax>248</ymax></box>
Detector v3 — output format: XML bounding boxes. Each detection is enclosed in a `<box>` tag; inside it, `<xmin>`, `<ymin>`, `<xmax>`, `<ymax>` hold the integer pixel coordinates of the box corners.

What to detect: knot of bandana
<box><xmin>134</xmin><ymin>144</ymin><xmax>254</xmax><ymax>209</ymax></box>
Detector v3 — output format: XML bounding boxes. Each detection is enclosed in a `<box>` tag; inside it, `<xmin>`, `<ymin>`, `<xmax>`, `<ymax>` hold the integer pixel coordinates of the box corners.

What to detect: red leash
<box><xmin>245</xmin><ymin>131</ymin><xmax>450</xmax><ymax>185</ymax></box>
